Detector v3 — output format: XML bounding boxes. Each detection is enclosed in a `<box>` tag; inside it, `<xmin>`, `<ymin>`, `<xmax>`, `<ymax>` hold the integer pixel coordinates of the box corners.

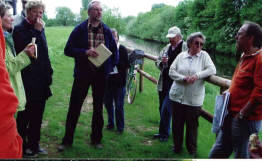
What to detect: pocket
<box><xmin>169</xmin><ymin>82</ymin><xmax>183</xmax><ymax>99</ymax></box>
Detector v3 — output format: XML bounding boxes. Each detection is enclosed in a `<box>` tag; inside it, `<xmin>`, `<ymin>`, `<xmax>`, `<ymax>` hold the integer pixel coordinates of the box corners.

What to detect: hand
<box><xmin>24</xmin><ymin>44</ymin><xmax>36</xmax><ymax>58</ymax></box>
<box><xmin>161</xmin><ymin>57</ymin><xmax>168</xmax><ymax>63</ymax></box>
<box><xmin>34</xmin><ymin>18</ymin><xmax>45</xmax><ymax>31</ymax></box>
<box><xmin>85</xmin><ymin>48</ymin><xmax>99</xmax><ymax>58</ymax></box>
<box><xmin>184</xmin><ymin>75</ymin><xmax>198</xmax><ymax>84</ymax></box>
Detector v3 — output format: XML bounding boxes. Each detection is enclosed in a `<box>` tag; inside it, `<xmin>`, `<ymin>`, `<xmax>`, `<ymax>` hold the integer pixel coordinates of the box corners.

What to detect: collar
<box><xmin>241</xmin><ymin>48</ymin><xmax>262</xmax><ymax>58</ymax></box>
<box><xmin>25</xmin><ymin>18</ymin><xmax>33</xmax><ymax>25</ymax></box>
<box><xmin>88</xmin><ymin>21</ymin><xmax>102</xmax><ymax>28</ymax></box>
<box><xmin>183</xmin><ymin>50</ymin><xmax>201</xmax><ymax>59</ymax></box>
<box><xmin>171</xmin><ymin>40</ymin><xmax>182</xmax><ymax>50</ymax></box>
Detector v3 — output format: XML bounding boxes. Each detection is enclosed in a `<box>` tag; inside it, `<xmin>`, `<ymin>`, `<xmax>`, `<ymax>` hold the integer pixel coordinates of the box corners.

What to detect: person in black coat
<box><xmin>104</xmin><ymin>28</ymin><xmax>129</xmax><ymax>133</ymax></box>
<box><xmin>13</xmin><ymin>0</ymin><xmax>53</xmax><ymax>157</ymax></box>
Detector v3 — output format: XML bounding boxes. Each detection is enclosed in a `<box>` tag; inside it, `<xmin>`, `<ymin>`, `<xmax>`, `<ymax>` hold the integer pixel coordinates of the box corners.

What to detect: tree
<box><xmin>80</xmin><ymin>0</ymin><xmax>91</xmax><ymax>21</ymax></box>
<box><xmin>55</xmin><ymin>7</ymin><xmax>76</xmax><ymax>26</ymax></box>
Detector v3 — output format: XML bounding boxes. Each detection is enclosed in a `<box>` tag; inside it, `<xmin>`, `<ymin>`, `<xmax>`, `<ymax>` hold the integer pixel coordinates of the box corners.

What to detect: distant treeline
<box><xmin>43</xmin><ymin>0</ymin><xmax>262</xmax><ymax>57</ymax></box>
<box><xmin>124</xmin><ymin>0</ymin><xmax>262</xmax><ymax>56</ymax></box>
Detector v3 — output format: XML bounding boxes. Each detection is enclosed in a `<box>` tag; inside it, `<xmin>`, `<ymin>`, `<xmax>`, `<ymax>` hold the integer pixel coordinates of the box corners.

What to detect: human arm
<box><xmin>195</xmin><ymin>51</ymin><xmax>216</xmax><ymax>79</ymax></box>
<box><xmin>169</xmin><ymin>53</ymin><xmax>187</xmax><ymax>82</ymax></box>
<box><xmin>155</xmin><ymin>44</ymin><xmax>169</xmax><ymax>70</ymax></box>
<box><xmin>237</xmin><ymin>54</ymin><xmax>262</xmax><ymax>119</ymax></box>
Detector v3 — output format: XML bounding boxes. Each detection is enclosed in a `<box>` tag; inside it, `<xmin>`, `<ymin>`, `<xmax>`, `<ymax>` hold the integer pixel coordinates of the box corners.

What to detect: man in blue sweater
<box><xmin>58</xmin><ymin>0</ymin><xmax>118</xmax><ymax>151</ymax></box>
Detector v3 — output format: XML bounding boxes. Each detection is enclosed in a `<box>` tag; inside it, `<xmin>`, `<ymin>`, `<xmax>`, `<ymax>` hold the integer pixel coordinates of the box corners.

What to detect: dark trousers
<box><xmin>158</xmin><ymin>93</ymin><xmax>172</xmax><ymax>137</ymax></box>
<box><xmin>171</xmin><ymin>101</ymin><xmax>201</xmax><ymax>153</ymax></box>
<box><xmin>62</xmin><ymin>74</ymin><xmax>106</xmax><ymax>145</ymax></box>
<box><xmin>16</xmin><ymin>100</ymin><xmax>46</xmax><ymax>151</ymax></box>
<box><xmin>158</xmin><ymin>90</ymin><xmax>168</xmax><ymax>116</ymax></box>
<box><xmin>104</xmin><ymin>85</ymin><xmax>126</xmax><ymax>131</ymax></box>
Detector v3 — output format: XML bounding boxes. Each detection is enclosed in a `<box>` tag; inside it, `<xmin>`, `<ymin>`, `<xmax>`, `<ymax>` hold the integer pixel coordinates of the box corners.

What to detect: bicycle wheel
<box><xmin>127</xmin><ymin>75</ymin><xmax>137</xmax><ymax>104</ymax></box>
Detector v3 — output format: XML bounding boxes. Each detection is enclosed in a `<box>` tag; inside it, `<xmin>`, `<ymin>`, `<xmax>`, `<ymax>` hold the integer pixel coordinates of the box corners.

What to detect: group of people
<box><xmin>154</xmin><ymin>26</ymin><xmax>216</xmax><ymax>158</ymax></box>
<box><xmin>154</xmin><ymin>21</ymin><xmax>262</xmax><ymax>158</ymax></box>
<box><xmin>0</xmin><ymin>0</ymin><xmax>262</xmax><ymax>159</ymax></box>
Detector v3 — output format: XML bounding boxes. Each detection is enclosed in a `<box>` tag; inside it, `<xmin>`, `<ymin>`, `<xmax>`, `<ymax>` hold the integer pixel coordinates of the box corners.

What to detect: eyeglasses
<box><xmin>194</xmin><ymin>41</ymin><xmax>204</xmax><ymax>47</ymax></box>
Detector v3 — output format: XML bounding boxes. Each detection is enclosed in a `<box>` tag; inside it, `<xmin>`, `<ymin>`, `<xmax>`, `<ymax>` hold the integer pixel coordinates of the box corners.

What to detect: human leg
<box><xmin>16</xmin><ymin>108</ymin><xmax>30</xmax><ymax>151</ymax></box>
<box><xmin>158</xmin><ymin>90</ymin><xmax>166</xmax><ymax>116</ymax></box>
<box><xmin>104</xmin><ymin>84</ymin><xmax>115</xmax><ymax>129</ymax></box>
<box><xmin>90</xmin><ymin>74</ymin><xmax>106</xmax><ymax>144</ymax></box>
<box><xmin>185</xmin><ymin>106</ymin><xmax>201</xmax><ymax>155</ymax></box>
<box><xmin>158</xmin><ymin>94</ymin><xmax>172</xmax><ymax>140</ymax></box>
<box><xmin>209</xmin><ymin>115</ymin><xmax>233</xmax><ymax>158</ymax></box>
<box><xmin>62</xmin><ymin>77</ymin><xmax>90</xmax><ymax>145</ymax></box>
<box><xmin>115</xmin><ymin>87</ymin><xmax>126</xmax><ymax>132</ymax></box>
<box><xmin>171</xmin><ymin>101</ymin><xmax>185</xmax><ymax>152</ymax></box>
<box><xmin>231</xmin><ymin>118</ymin><xmax>262</xmax><ymax>158</ymax></box>
<box><xmin>26</xmin><ymin>100</ymin><xmax>46</xmax><ymax>152</ymax></box>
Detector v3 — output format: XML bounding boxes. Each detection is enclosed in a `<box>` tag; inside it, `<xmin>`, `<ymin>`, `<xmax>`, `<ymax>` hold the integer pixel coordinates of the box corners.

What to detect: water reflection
<box><xmin>120</xmin><ymin>35</ymin><xmax>237</xmax><ymax>78</ymax></box>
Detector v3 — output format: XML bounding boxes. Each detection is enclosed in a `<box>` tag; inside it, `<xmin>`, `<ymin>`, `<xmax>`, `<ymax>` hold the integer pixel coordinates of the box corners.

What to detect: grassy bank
<box><xmin>39</xmin><ymin>26</ymin><xmax>220</xmax><ymax>159</ymax></box>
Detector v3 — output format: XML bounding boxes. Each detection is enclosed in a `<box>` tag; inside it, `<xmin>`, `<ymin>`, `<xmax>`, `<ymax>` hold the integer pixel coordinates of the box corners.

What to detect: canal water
<box><xmin>120</xmin><ymin>35</ymin><xmax>238</xmax><ymax>78</ymax></box>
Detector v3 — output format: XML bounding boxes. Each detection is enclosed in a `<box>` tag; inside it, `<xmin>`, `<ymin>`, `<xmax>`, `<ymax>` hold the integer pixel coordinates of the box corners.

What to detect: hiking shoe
<box><xmin>58</xmin><ymin>143</ymin><xmax>72</xmax><ymax>152</ymax></box>
<box><xmin>23</xmin><ymin>148</ymin><xmax>38</xmax><ymax>158</ymax></box>
<box><xmin>106</xmin><ymin>124</ymin><xmax>114</xmax><ymax>130</ymax></box>
<box><xmin>153</xmin><ymin>133</ymin><xmax>161</xmax><ymax>139</ymax></box>
<box><xmin>38</xmin><ymin>147</ymin><xmax>48</xmax><ymax>155</ymax></box>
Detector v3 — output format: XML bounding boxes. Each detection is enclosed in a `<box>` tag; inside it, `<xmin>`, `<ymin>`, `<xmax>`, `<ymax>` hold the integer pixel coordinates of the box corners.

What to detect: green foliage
<box><xmin>102</xmin><ymin>7</ymin><xmax>126</xmax><ymax>34</ymax></box>
<box><xmin>55</xmin><ymin>7</ymin><xmax>76</xmax><ymax>26</ymax></box>
<box><xmin>126</xmin><ymin>0</ymin><xmax>261</xmax><ymax>56</ymax></box>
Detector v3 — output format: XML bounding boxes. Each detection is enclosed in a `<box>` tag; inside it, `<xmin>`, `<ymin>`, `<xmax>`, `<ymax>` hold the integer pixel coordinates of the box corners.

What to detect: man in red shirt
<box><xmin>209</xmin><ymin>21</ymin><xmax>262</xmax><ymax>158</ymax></box>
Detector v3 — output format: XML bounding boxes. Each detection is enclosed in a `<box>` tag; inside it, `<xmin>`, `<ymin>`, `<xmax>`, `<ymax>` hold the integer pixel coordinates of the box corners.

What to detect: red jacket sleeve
<box><xmin>0</xmin><ymin>18</ymin><xmax>22</xmax><ymax>159</ymax></box>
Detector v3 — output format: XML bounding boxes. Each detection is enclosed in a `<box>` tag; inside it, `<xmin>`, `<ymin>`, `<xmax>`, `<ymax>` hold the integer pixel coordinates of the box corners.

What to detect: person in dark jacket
<box><xmin>58</xmin><ymin>0</ymin><xmax>118</xmax><ymax>151</ymax></box>
<box><xmin>104</xmin><ymin>28</ymin><xmax>129</xmax><ymax>133</ymax></box>
<box><xmin>13</xmin><ymin>0</ymin><xmax>53</xmax><ymax>157</ymax></box>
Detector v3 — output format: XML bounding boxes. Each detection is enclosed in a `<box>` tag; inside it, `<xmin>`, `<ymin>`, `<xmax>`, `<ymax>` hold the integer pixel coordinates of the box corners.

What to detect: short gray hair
<box><xmin>88</xmin><ymin>0</ymin><xmax>101</xmax><ymax>11</ymax></box>
<box><xmin>186</xmin><ymin>32</ymin><xmax>206</xmax><ymax>48</ymax></box>
<box><xmin>25</xmin><ymin>0</ymin><xmax>45</xmax><ymax>13</ymax></box>
<box><xmin>0</xmin><ymin>2</ymin><xmax>11</xmax><ymax>18</ymax></box>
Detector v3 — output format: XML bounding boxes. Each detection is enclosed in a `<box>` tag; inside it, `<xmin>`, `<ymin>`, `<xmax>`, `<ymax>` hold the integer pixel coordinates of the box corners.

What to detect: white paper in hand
<box><xmin>88</xmin><ymin>43</ymin><xmax>112</xmax><ymax>67</ymax></box>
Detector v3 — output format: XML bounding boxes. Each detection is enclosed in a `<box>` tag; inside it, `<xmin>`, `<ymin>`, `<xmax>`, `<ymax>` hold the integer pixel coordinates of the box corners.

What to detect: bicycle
<box><xmin>126</xmin><ymin>49</ymin><xmax>144</xmax><ymax>104</ymax></box>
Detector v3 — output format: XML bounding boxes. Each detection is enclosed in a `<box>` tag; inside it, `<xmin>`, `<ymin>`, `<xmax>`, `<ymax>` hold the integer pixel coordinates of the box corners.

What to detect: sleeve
<box><xmin>64</xmin><ymin>26</ymin><xmax>88</xmax><ymax>58</ymax></box>
<box><xmin>108</xmin><ymin>31</ymin><xmax>119</xmax><ymax>66</ymax></box>
<box><xmin>118</xmin><ymin>45</ymin><xmax>129</xmax><ymax>69</ymax></box>
<box><xmin>155</xmin><ymin>45</ymin><xmax>169</xmax><ymax>70</ymax></box>
<box><xmin>5</xmin><ymin>48</ymin><xmax>30</xmax><ymax>76</ymax></box>
<box><xmin>169</xmin><ymin>53</ymin><xmax>186</xmax><ymax>82</ymax></box>
<box><xmin>249</xmin><ymin>54</ymin><xmax>262</xmax><ymax>103</ymax></box>
<box><xmin>13</xmin><ymin>26</ymin><xmax>41</xmax><ymax>55</ymax></box>
<box><xmin>195</xmin><ymin>51</ymin><xmax>216</xmax><ymax>79</ymax></box>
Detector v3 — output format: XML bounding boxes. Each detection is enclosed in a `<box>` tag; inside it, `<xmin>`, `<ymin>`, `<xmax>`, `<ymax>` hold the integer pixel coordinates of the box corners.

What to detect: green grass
<box><xmin>39</xmin><ymin>26</ymin><xmax>220</xmax><ymax>159</ymax></box>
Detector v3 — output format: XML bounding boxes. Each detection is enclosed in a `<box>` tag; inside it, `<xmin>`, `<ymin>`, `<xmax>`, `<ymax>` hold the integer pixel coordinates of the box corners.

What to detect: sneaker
<box><xmin>91</xmin><ymin>141</ymin><xmax>103</xmax><ymax>149</ymax></box>
<box><xmin>189</xmin><ymin>151</ymin><xmax>197</xmax><ymax>158</ymax></box>
<box><xmin>153</xmin><ymin>133</ymin><xmax>161</xmax><ymax>139</ymax></box>
<box><xmin>159</xmin><ymin>136</ymin><xmax>168</xmax><ymax>142</ymax></box>
<box><xmin>106</xmin><ymin>124</ymin><xmax>114</xmax><ymax>130</ymax></box>
<box><xmin>23</xmin><ymin>148</ymin><xmax>38</xmax><ymax>158</ymax></box>
<box><xmin>58</xmin><ymin>143</ymin><xmax>72</xmax><ymax>152</ymax></box>
<box><xmin>172</xmin><ymin>146</ymin><xmax>182</xmax><ymax>154</ymax></box>
<box><xmin>94</xmin><ymin>143</ymin><xmax>103</xmax><ymax>149</ymax></box>
<box><xmin>38</xmin><ymin>147</ymin><xmax>48</xmax><ymax>155</ymax></box>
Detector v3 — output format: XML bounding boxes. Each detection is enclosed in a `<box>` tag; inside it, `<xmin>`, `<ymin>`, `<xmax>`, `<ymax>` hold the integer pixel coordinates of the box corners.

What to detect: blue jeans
<box><xmin>158</xmin><ymin>94</ymin><xmax>172</xmax><ymax>138</ymax></box>
<box><xmin>104</xmin><ymin>85</ymin><xmax>126</xmax><ymax>132</ymax></box>
<box><xmin>209</xmin><ymin>114</ymin><xmax>262</xmax><ymax>158</ymax></box>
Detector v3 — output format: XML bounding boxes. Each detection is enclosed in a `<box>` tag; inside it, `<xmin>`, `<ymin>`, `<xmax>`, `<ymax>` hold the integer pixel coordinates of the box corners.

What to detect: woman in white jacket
<box><xmin>169</xmin><ymin>32</ymin><xmax>216</xmax><ymax>157</ymax></box>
